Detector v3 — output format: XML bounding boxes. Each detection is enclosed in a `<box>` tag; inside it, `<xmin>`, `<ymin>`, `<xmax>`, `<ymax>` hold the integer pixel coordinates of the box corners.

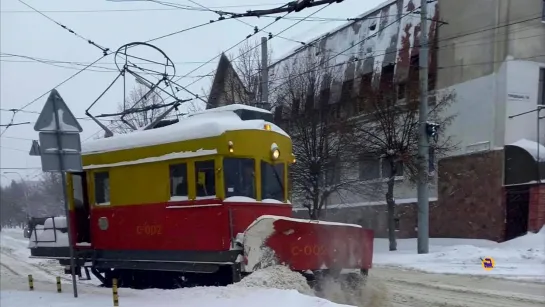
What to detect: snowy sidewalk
<box><xmin>1</xmin><ymin>286</ymin><xmax>351</xmax><ymax>307</ymax></box>
<box><xmin>373</xmin><ymin>228</ymin><xmax>545</xmax><ymax>282</ymax></box>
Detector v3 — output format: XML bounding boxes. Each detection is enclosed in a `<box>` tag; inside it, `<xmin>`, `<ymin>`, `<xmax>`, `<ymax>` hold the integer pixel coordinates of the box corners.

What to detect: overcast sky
<box><xmin>0</xmin><ymin>0</ymin><xmax>385</xmax><ymax>185</ymax></box>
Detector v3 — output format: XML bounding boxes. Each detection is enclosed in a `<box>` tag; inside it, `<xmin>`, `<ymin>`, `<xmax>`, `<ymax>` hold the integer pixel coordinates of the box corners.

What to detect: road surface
<box><xmin>365</xmin><ymin>267</ymin><xmax>545</xmax><ymax>307</ymax></box>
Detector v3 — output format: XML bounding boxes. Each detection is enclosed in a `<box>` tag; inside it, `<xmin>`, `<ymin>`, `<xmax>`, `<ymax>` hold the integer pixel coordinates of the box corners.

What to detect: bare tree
<box><xmin>230</xmin><ymin>40</ymin><xmax>273</xmax><ymax>105</ymax></box>
<box><xmin>37</xmin><ymin>173</ymin><xmax>64</xmax><ymax>217</ymax></box>
<box><xmin>206</xmin><ymin>39</ymin><xmax>274</xmax><ymax>108</ymax></box>
<box><xmin>350</xmin><ymin>73</ymin><xmax>457</xmax><ymax>251</ymax></box>
<box><xmin>272</xmin><ymin>55</ymin><xmax>374</xmax><ymax>219</ymax></box>
<box><xmin>110</xmin><ymin>84</ymin><xmax>174</xmax><ymax>133</ymax></box>
<box><xmin>0</xmin><ymin>181</ymin><xmax>26</xmax><ymax>228</ymax></box>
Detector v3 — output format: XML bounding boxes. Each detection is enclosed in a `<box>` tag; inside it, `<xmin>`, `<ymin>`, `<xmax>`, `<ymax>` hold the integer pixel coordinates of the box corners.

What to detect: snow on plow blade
<box><xmin>243</xmin><ymin>215</ymin><xmax>374</xmax><ymax>272</ymax></box>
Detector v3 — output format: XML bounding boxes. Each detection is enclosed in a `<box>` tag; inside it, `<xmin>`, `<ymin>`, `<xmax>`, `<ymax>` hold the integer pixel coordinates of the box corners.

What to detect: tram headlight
<box><xmin>272</xmin><ymin>149</ymin><xmax>280</xmax><ymax>160</ymax></box>
<box><xmin>271</xmin><ymin>143</ymin><xmax>280</xmax><ymax>160</ymax></box>
<box><xmin>228</xmin><ymin>141</ymin><xmax>234</xmax><ymax>153</ymax></box>
<box><xmin>264</xmin><ymin>123</ymin><xmax>272</xmax><ymax>131</ymax></box>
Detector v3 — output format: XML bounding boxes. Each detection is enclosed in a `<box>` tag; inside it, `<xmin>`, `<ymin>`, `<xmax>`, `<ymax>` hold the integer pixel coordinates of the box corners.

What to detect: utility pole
<box><xmin>260</xmin><ymin>36</ymin><xmax>269</xmax><ymax>110</ymax></box>
<box><xmin>417</xmin><ymin>0</ymin><xmax>430</xmax><ymax>254</ymax></box>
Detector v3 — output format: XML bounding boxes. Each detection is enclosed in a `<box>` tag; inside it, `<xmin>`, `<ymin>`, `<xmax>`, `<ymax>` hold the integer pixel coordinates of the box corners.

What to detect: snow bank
<box><xmin>374</xmin><ymin>228</ymin><xmax>545</xmax><ymax>282</ymax></box>
<box><xmin>234</xmin><ymin>265</ymin><xmax>314</xmax><ymax>296</ymax></box>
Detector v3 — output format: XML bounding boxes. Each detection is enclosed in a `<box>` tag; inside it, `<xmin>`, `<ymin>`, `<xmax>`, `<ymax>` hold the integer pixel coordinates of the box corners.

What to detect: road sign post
<box><xmin>32</xmin><ymin>89</ymin><xmax>83</xmax><ymax>298</ymax></box>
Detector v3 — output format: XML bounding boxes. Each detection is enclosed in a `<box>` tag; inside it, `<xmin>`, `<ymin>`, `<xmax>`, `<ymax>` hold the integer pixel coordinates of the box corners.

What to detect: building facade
<box><xmin>270</xmin><ymin>0</ymin><xmax>545</xmax><ymax>240</ymax></box>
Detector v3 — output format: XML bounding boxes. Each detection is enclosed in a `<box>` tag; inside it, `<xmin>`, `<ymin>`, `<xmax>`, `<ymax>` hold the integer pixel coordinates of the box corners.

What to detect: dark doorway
<box><xmin>71</xmin><ymin>172</ymin><xmax>91</xmax><ymax>244</ymax></box>
<box><xmin>504</xmin><ymin>186</ymin><xmax>530</xmax><ymax>241</ymax></box>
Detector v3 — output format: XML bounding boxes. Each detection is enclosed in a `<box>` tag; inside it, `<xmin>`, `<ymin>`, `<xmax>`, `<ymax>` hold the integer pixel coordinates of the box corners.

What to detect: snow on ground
<box><xmin>1</xmin><ymin>284</ymin><xmax>351</xmax><ymax>307</ymax></box>
<box><xmin>1</xmin><ymin>227</ymin><xmax>353</xmax><ymax>307</ymax></box>
<box><xmin>0</xmin><ymin>227</ymin><xmax>70</xmax><ymax>282</ymax></box>
<box><xmin>236</xmin><ymin>265</ymin><xmax>314</xmax><ymax>296</ymax></box>
<box><xmin>373</xmin><ymin>227</ymin><xmax>545</xmax><ymax>282</ymax></box>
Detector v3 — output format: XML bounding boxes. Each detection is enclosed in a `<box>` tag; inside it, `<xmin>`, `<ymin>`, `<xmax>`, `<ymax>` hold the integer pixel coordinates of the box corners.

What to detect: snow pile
<box><xmin>235</xmin><ymin>265</ymin><xmax>314</xmax><ymax>296</ymax></box>
<box><xmin>374</xmin><ymin>228</ymin><xmax>545</xmax><ymax>282</ymax></box>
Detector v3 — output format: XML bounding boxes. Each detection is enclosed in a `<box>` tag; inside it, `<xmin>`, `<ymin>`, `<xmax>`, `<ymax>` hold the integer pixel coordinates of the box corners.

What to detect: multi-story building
<box><xmin>267</xmin><ymin>0</ymin><xmax>545</xmax><ymax>240</ymax></box>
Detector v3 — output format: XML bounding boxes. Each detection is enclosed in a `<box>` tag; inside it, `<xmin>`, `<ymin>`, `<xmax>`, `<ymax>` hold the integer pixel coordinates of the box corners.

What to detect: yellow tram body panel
<box><xmin>77</xmin><ymin>128</ymin><xmax>293</xmax><ymax>210</ymax></box>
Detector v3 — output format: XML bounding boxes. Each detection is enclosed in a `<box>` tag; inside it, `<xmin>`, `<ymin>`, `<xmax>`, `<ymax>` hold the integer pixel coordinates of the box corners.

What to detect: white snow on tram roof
<box><xmin>189</xmin><ymin>104</ymin><xmax>272</xmax><ymax>116</ymax></box>
<box><xmin>82</xmin><ymin>110</ymin><xmax>287</xmax><ymax>155</ymax></box>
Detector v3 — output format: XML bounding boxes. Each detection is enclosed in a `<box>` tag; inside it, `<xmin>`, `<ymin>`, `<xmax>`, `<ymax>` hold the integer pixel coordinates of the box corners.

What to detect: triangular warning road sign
<box><xmin>33</xmin><ymin>89</ymin><xmax>83</xmax><ymax>133</ymax></box>
<box><xmin>28</xmin><ymin>140</ymin><xmax>41</xmax><ymax>156</ymax></box>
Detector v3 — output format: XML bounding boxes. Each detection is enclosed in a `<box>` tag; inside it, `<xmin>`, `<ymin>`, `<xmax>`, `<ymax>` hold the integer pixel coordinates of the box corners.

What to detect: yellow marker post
<box><xmin>28</xmin><ymin>274</ymin><xmax>34</xmax><ymax>291</ymax></box>
<box><xmin>56</xmin><ymin>276</ymin><xmax>62</xmax><ymax>293</ymax></box>
<box><xmin>112</xmin><ymin>278</ymin><xmax>119</xmax><ymax>307</ymax></box>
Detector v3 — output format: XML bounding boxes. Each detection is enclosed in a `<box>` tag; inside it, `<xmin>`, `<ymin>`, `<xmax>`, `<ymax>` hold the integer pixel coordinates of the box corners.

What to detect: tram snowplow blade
<box><xmin>243</xmin><ymin>215</ymin><xmax>374</xmax><ymax>272</ymax></box>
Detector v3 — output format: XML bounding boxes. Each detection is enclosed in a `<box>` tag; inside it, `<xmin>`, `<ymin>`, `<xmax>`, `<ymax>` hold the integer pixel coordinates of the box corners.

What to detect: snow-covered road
<box><xmin>1</xmin><ymin>227</ymin><xmax>544</xmax><ymax>307</ymax></box>
<box><xmin>371</xmin><ymin>267</ymin><xmax>544</xmax><ymax>307</ymax></box>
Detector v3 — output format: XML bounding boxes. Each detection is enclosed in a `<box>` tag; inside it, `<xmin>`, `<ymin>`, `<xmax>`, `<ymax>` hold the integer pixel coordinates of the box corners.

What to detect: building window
<box><xmin>170</xmin><ymin>163</ymin><xmax>188</xmax><ymax>198</ymax></box>
<box><xmin>381</xmin><ymin>159</ymin><xmax>404</xmax><ymax>178</ymax></box>
<box><xmin>319</xmin><ymin>88</ymin><xmax>331</xmax><ymax>106</ymax></box>
<box><xmin>539</xmin><ymin>68</ymin><xmax>544</xmax><ymax>105</ymax></box>
<box><xmin>359</xmin><ymin>155</ymin><xmax>380</xmax><ymax>180</ymax></box>
<box><xmin>261</xmin><ymin>161</ymin><xmax>284</xmax><ymax>202</ymax></box>
<box><xmin>94</xmin><ymin>171</ymin><xmax>110</xmax><ymax>205</ymax></box>
<box><xmin>195</xmin><ymin>160</ymin><xmax>216</xmax><ymax>197</ymax></box>
<box><xmin>340</xmin><ymin>79</ymin><xmax>354</xmax><ymax>104</ymax></box>
<box><xmin>224</xmin><ymin>158</ymin><xmax>256</xmax><ymax>199</ymax></box>
<box><xmin>325</xmin><ymin>159</ymin><xmax>341</xmax><ymax>185</ymax></box>
<box><xmin>394</xmin><ymin>218</ymin><xmax>400</xmax><ymax>231</ymax></box>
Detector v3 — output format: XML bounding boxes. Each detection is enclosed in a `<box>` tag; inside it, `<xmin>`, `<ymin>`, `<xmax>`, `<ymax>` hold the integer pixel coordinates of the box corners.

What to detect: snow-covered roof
<box><xmin>192</xmin><ymin>104</ymin><xmax>271</xmax><ymax>116</ymax></box>
<box><xmin>270</xmin><ymin>0</ymin><xmax>396</xmax><ymax>67</ymax></box>
<box><xmin>508</xmin><ymin>139</ymin><xmax>545</xmax><ymax>162</ymax></box>
<box><xmin>82</xmin><ymin>110</ymin><xmax>287</xmax><ymax>155</ymax></box>
<box><xmin>268</xmin><ymin>0</ymin><xmax>438</xmax><ymax>95</ymax></box>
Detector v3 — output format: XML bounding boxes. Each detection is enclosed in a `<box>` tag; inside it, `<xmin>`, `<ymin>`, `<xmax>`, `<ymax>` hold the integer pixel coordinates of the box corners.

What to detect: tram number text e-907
<box><xmin>136</xmin><ymin>224</ymin><xmax>163</xmax><ymax>236</ymax></box>
<box><xmin>290</xmin><ymin>244</ymin><xmax>326</xmax><ymax>256</ymax></box>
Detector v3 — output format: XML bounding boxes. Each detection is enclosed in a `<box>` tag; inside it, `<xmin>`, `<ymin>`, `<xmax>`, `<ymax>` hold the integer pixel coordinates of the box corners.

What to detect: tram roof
<box><xmin>81</xmin><ymin>106</ymin><xmax>287</xmax><ymax>155</ymax></box>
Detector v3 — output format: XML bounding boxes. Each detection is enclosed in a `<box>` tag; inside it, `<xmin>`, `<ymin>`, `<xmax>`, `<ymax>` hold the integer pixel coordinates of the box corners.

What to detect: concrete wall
<box><xmin>292</xmin><ymin>200</ymin><xmax>439</xmax><ymax>239</ymax></box>
<box><xmin>504</xmin><ymin>60</ymin><xmax>545</xmax><ymax>145</ymax></box>
<box><xmin>437</xmin><ymin>0</ymin><xmax>545</xmax><ymax>89</ymax></box>
<box><xmin>440</xmin><ymin>59</ymin><xmax>544</xmax><ymax>154</ymax></box>
<box><xmin>440</xmin><ymin>74</ymin><xmax>497</xmax><ymax>155</ymax></box>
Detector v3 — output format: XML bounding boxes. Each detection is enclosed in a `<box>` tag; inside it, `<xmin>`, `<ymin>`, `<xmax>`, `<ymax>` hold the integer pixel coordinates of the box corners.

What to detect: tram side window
<box><xmin>224</xmin><ymin>158</ymin><xmax>256</xmax><ymax>199</ymax></box>
<box><xmin>261</xmin><ymin>161</ymin><xmax>285</xmax><ymax>202</ymax></box>
<box><xmin>94</xmin><ymin>171</ymin><xmax>110</xmax><ymax>205</ymax></box>
<box><xmin>195</xmin><ymin>160</ymin><xmax>216</xmax><ymax>197</ymax></box>
<box><xmin>169</xmin><ymin>163</ymin><xmax>188</xmax><ymax>198</ymax></box>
